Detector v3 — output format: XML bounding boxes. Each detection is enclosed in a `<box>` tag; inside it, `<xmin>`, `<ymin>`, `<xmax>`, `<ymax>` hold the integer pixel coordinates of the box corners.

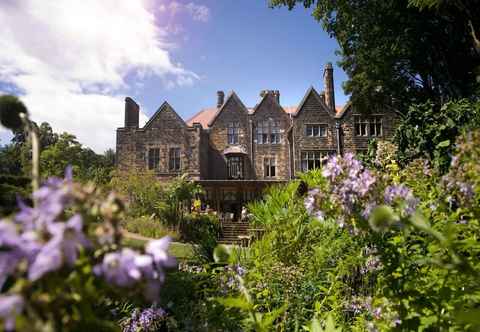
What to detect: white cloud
<box><xmin>158</xmin><ymin>1</ymin><xmax>210</xmax><ymax>23</ymax></box>
<box><xmin>0</xmin><ymin>0</ymin><xmax>199</xmax><ymax>152</ymax></box>
<box><xmin>185</xmin><ymin>3</ymin><xmax>211</xmax><ymax>22</ymax></box>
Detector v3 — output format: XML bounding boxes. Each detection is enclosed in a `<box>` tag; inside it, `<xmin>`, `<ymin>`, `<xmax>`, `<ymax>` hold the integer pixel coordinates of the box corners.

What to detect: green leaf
<box><xmin>436</xmin><ymin>139</ymin><xmax>450</xmax><ymax>148</ymax></box>
<box><xmin>216</xmin><ymin>297</ymin><xmax>252</xmax><ymax>310</ymax></box>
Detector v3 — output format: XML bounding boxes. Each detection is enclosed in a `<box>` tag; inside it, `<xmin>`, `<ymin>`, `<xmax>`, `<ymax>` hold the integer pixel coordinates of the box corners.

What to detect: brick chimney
<box><xmin>124</xmin><ymin>97</ymin><xmax>139</xmax><ymax>128</ymax></box>
<box><xmin>323</xmin><ymin>62</ymin><xmax>335</xmax><ymax>112</ymax></box>
<box><xmin>217</xmin><ymin>91</ymin><xmax>225</xmax><ymax>108</ymax></box>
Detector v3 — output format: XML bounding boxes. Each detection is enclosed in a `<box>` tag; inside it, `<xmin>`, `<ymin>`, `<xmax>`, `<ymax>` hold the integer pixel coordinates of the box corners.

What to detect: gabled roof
<box><xmin>207</xmin><ymin>91</ymin><xmax>250</xmax><ymax>127</ymax></box>
<box><xmin>292</xmin><ymin>86</ymin><xmax>335</xmax><ymax>117</ymax></box>
<box><xmin>186</xmin><ymin>107</ymin><xmax>217</xmax><ymax>128</ymax></box>
<box><xmin>334</xmin><ymin>102</ymin><xmax>352</xmax><ymax>119</ymax></box>
<box><xmin>143</xmin><ymin>101</ymin><xmax>187</xmax><ymax>129</ymax></box>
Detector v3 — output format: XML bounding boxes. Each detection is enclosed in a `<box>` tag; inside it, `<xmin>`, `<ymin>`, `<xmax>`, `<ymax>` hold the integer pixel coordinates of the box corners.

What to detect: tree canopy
<box><xmin>270</xmin><ymin>0</ymin><xmax>480</xmax><ymax>112</ymax></box>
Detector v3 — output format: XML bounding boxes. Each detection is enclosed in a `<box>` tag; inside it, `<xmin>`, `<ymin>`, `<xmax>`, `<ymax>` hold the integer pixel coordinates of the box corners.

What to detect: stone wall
<box><xmin>340</xmin><ymin>105</ymin><xmax>399</xmax><ymax>153</ymax></box>
<box><xmin>116</xmin><ymin>103</ymin><xmax>202</xmax><ymax>179</ymax></box>
<box><xmin>251</xmin><ymin>93</ymin><xmax>292</xmax><ymax>179</ymax></box>
<box><xmin>292</xmin><ymin>90</ymin><xmax>338</xmax><ymax>175</ymax></box>
<box><xmin>208</xmin><ymin>94</ymin><xmax>252</xmax><ymax>179</ymax></box>
<box><xmin>116</xmin><ymin>92</ymin><xmax>400</xmax><ymax>182</ymax></box>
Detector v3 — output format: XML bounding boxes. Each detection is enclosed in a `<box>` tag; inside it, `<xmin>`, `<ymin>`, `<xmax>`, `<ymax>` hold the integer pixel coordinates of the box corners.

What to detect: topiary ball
<box><xmin>0</xmin><ymin>95</ymin><xmax>28</xmax><ymax>130</ymax></box>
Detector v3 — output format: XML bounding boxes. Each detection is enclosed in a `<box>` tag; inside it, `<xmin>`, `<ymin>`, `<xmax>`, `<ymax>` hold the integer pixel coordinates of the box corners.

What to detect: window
<box><xmin>264</xmin><ymin>157</ymin><xmax>276</xmax><ymax>178</ymax></box>
<box><xmin>227</xmin><ymin>156</ymin><xmax>243</xmax><ymax>179</ymax></box>
<box><xmin>301</xmin><ymin>151</ymin><xmax>333</xmax><ymax>172</ymax></box>
<box><xmin>369</xmin><ymin>116</ymin><xmax>383</xmax><ymax>137</ymax></box>
<box><xmin>354</xmin><ymin>116</ymin><xmax>368</xmax><ymax>136</ymax></box>
<box><xmin>256</xmin><ymin>119</ymin><xmax>281</xmax><ymax>144</ymax></box>
<box><xmin>227</xmin><ymin>122</ymin><xmax>240</xmax><ymax>145</ymax></box>
<box><xmin>305</xmin><ymin>124</ymin><xmax>327</xmax><ymax>137</ymax></box>
<box><xmin>148</xmin><ymin>148</ymin><xmax>160</xmax><ymax>170</ymax></box>
<box><xmin>168</xmin><ymin>148</ymin><xmax>181</xmax><ymax>171</ymax></box>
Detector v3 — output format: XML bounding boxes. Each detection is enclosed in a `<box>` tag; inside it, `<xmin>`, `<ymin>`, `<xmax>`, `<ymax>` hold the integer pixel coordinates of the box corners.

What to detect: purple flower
<box><xmin>304</xmin><ymin>189</ymin><xmax>319</xmax><ymax>214</ymax></box>
<box><xmin>0</xmin><ymin>221</ymin><xmax>41</xmax><ymax>287</ymax></box>
<box><xmin>94</xmin><ymin>249</ymin><xmax>142</xmax><ymax>287</ymax></box>
<box><xmin>361</xmin><ymin>202</ymin><xmax>377</xmax><ymax>219</ymax></box>
<box><xmin>28</xmin><ymin>214</ymin><xmax>90</xmax><ymax>281</ymax></box>
<box><xmin>322</xmin><ymin>155</ymin><xmax>342</xmax><ymax>180</ymax></box>
<box><xmin>15</xmin><ymin>168</ymin><xmax>73</xmax><ymax>232</ymax></box>
<box><xmin>145</xmin><ymin>237</ymin><xmax>176</xmax><ymax>269</ymax></box>
<box><xmin>122</xmin><ymin>306</ymin><xmax>166</xmax><ymax>332</ymax></box>
<box><xmin>0</xmin><ymin>294</ymin><xmax>24</xmax><ymax>331</ymax></box>
<box><xmin>384</xmin><ymin>185</ymin><xmax>419</xmax><ymax>215</ymax></box>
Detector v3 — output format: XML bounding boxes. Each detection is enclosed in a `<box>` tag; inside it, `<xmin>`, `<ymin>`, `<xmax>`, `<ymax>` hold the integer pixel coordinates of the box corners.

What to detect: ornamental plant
<box><xmin>238</xmin><ymin>133</ymin><xmax>480</xmax><ymax>331</ymax></box>
<box><xmin>0</xmin><ymin>167</ymin><xmax>175</xmax><ymax>331</ymax></box>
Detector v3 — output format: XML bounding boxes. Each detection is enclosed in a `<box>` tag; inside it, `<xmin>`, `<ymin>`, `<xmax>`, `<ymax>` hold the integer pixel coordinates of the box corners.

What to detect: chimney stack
<box><xmin>273</xmin><ymin>90</ymin><xmax>280</xmax><ymax>104</ymax></box>
<box><xmin>217</xmin><ymin>91</ymin><xmax>225</xmax><ymax>108</ymax></box>
<box><xmin>124</xmin><ymin>97</ymin><xmax>139</xmax><ymax>128</ymax></box>
<box><xmin>323</xmin><ymin>62</ymin><xmax>335</xmax><ymax>112</ymax></box>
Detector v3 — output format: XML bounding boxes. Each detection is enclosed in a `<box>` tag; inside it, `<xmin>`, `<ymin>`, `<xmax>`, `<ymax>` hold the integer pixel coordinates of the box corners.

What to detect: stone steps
<box><xmin>218</xmin><ymin>221</ymin><xmax>250</xmax><ymax>245</ymax></box>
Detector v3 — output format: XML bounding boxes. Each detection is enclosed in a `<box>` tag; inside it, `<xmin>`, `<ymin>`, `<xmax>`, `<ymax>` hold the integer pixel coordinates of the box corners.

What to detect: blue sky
<box><xmin>0</xmin><ymin>0</ymin><xmax>348</xmax><ymax>152</ymax></box>
<box><xmin>144</xmin><ymin>0</ymin><xmax>349</xmax><ymax>116</ymax></box>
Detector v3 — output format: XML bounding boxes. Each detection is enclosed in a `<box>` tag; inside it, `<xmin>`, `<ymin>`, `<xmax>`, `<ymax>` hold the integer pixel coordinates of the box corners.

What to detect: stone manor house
<box><xmin>116</xmin><ymin>63</ymin><xmax>398</xmax><ymax>218</ymax></box>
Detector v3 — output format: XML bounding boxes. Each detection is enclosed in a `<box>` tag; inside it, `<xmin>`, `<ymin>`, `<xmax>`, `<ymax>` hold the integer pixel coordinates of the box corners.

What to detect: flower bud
<box><xmin>368</xmin><ymin>205</ymin><xmax>399</xmax><ymax>232</ymax></box>
<box><xmin>0</xmin><ymin>95</ymin><xmax>28</xmax><ymax>130</ymax></box>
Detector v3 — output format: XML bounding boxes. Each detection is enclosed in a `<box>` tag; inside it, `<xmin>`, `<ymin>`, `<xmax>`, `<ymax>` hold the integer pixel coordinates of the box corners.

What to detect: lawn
<box><xmin>122</xmin><ymin>235</ymin><xmax>195</xmax><ymax>260</ymax></box>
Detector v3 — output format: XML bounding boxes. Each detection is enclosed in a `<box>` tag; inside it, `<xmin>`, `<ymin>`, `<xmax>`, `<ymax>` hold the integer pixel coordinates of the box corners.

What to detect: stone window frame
<box><xmin>354</xmin><ymin>114</ymin><xmax>383</xmax><ymax>137</ymax></box>
<box><xmin>147</xmin><ymin>147</ymin><xmax>160</xmax><ymax>170</ymax></box>
<box><xmin>227</xmin><ymin>122</ymin><xmax>240</xmax><ymax>145</ymax></box>
<box><xmin>256</xmin><ymin>118</ymin><xmax>282</xmax><ymax>145</ymax></box>
<box><xmin>263</xmin><ymin>156</ymin><xmax>277</xmax><ymax>178</ymax></box>
<box><xmin>300</xmin><ymin>150</ymin><xmax>334</xmax><ymax>172</ymax></box>
<box><xmin>305</xmin><ymin>123</ymin><xmax>328</xmax><ymax>138</ymax></box>
<box><xmin>354</xmin><ymin>115</ymin><xmax>369</xmax><ymax>137</ymax></box>
<box><xmin>227</xmin><ymin>155</ymin><xmax>244</xmax><ymax>179</ymax></box>
<box><xmin>369</xmin><ymin>115</ymin><xmax>383</xmax><ymax>137</ymax></box>
<box><xmin>168</xmin><ymin>147</ymin><xmax>181</xmax><ymax>172</ymax></box>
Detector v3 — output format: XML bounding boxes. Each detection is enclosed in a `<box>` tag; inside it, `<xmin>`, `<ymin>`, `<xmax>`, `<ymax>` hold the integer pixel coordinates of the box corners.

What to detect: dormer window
<box><xmin>227</xmin><ymin>122</ymin><xmax>240</xmax><ymax>144</ymax></box>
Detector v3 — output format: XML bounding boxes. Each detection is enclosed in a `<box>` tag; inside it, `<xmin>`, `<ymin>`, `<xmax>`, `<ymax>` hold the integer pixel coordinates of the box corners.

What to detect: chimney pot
<box><xmin>217</xmin><ymin>91</ymin><xmax>225</xmax><ymax>108</ymax></box>
<box><xmin>273</xmin><ymin>90</ymin><xmax>280</xmax><ymax>104</ymax></box>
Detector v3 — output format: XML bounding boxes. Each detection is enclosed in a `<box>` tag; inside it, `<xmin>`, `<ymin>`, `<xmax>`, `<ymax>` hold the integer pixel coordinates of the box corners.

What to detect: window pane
<box><xmin>313</xmin><ymin>126</ymin><xmax>319</xmax><ymax>137</ymax></box>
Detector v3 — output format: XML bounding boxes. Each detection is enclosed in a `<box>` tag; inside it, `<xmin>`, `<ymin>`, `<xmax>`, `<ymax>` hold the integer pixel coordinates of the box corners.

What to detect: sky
<box><xmin>0</xmin><ymin>0</ymin><xmax>348</xmax><ymax>153</ymax></box>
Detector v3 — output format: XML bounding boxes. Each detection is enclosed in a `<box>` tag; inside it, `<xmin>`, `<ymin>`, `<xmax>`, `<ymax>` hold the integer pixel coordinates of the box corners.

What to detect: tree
<box><xmin>269</xmin><ymin>0</ymin><xmax>480</xmax><ymax>113</ymax></box>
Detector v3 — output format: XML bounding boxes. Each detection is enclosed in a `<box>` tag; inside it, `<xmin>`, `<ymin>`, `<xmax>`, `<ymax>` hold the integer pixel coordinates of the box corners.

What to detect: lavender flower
<box><xmin>322</xmin><ymin>155</ymin><xmax>342</xmax><ymax>180</ymax></box>
<box><xmin>122</xmin><ymin>306</ymin><xmax>167</xmax><ymax>332</ymax></box>
<box><xmin>384</xmin><ymin>185</ymin><xmax>419</xmax><ymax>215</ymax></box>
<box><xmin>0</xmin><ymin>295</ymin><xmax>24</xmax><ymax>331</ymax></box>
<box><xmin>303</xmin><ymin>189</ymin><xmax>319</xmax><ymax>214</ymax></box>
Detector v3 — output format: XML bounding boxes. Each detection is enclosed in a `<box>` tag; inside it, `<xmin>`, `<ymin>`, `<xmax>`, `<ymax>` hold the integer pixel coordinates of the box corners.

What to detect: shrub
<box><xmin>122</xmin><ymin>215</ymin><xmax>180</xmax><ymax>240</ymax></box>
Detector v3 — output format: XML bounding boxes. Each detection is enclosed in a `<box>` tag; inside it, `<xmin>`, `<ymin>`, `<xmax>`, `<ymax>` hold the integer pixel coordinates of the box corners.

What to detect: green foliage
<box><xmin>110</xmin><ymin>170</ymin><xmax>164</xmax><ymax>218</ymax></box>
<box><xmin>121</xmin><ymin>215</ymin><xmax>180</xmax><ymax>240</ymax></box>
<box><xmin>156</xmin><ymin>174</ymin><xmax>204</xmax><ymax>228</ymax></box>
<box><xmin>181</xmin><ymin>213</ymin><xmax>220</xmax><ymax>263</ymax></box>
<box><xmin>395</xmin><ymin>99</ymin><xmax>480</xmax><ymax>171</ymax></box>
<box><xmin>40</xmin><ymin>132</ymin><xmax>114</xmax><ymax>183</ymax></box>
<box><xmin>0</xmin><ymin>174</ymin><xmax>31</xmax><ymax>216</ymax></box>
<box><xmin>217</xmin><ymin>130</ymin><xmax>480</xmax><ymax>331</ymax></box>
<box><xmin>269</xmin><ymin>0</ymin><xmax>480</xmax><ymax>112</ymax></box>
